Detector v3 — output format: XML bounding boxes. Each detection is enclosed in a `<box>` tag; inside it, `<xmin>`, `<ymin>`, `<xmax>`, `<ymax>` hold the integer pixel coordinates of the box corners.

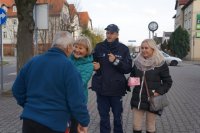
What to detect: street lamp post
<box><xmin>0</xmin><ymin>7</ymin><xmax>7</xmax><ymax>93</ymax></box>
<box><xmin>192</xmin><ymin>34</ymin><xmax>195</xmax><ymax>60</ymax></box>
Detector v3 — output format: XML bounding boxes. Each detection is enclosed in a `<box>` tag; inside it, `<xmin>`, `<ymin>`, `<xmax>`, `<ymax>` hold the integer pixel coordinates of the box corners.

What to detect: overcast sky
<box><xmin>67</xmin><ymin>0</ymin><xmax>176</xmax><ymax>45</ymax></box>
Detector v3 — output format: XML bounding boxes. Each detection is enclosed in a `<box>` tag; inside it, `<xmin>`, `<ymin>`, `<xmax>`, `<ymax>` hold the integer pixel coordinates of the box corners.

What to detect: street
<box><xmin>0</xmin><ymin>63</ymin><xmax>16</xmax><ymax>84</ymax></box>
<box><xmin>0</xmin><ymin>61</ymin><xmax>200</xmax><ymax>133</ymax></box>
<box><xmin>0</xmin><ymin>57</ymin><xmax>16</xmax><ymax>85</ymax></box>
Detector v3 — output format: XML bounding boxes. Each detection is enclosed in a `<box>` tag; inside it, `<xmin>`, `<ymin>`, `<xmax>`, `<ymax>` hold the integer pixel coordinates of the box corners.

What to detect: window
<box><xmin>176</xmin><ymin>7</ymin><xmax>181</xmax><ymax>16</ymax></box>
<box><xmin>14</xmin><ymin>31</ymin><xmax>17</xmax><ymax>38</ymax></box>
<box><xmin>13</xmin><ymin>19</ymin><xmax>17</xmax><ymax>25</ymax></box>
<box><xmin>3</xmin><ymin>32</ymin><xmax>7</xmax><ymax>38</ymax></box>
<box><xmin>49</xmin><ymin>4</ymin><xmax>53</xmax><ymax>10</ymax></box>
<box><xmin>62</xmin><ymin>13</ymin><xmax>70</xmax><ymax>23</ymax></box>
<box><xmin>1</xmin><ymin>6</ymin><xmax>7</xmax><ymax>12</ymax></box>
<box><xmin>13</xmin><ymin>6</ymin><xmax>17</xmax><ymax>12</ymax></box>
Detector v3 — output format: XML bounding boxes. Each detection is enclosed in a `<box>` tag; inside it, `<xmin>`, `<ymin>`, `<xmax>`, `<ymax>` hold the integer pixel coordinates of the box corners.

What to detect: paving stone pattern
<box><xmin>0</xmin><ymin>62</ymin><xmax>200</xmax><ymax>133</ymax></box>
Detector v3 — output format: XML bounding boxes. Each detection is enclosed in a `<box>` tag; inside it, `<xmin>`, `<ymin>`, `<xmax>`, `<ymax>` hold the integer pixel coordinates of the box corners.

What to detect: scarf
<box><xmin>134</xmin><ymin>54</ymin><xmax>163</xmax><ymax>71</ymax></box>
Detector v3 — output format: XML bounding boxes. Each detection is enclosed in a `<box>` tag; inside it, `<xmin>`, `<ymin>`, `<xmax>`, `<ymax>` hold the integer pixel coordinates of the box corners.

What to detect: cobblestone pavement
<box><xmin>0</xmin><ymin>61</ymin><xmax>200</xmax><ymax>133</ymax></box>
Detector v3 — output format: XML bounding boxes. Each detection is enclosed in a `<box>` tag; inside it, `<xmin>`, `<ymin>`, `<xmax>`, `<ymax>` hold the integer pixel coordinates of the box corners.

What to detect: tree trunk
<box><xmin>15</xmin><ymin>0</ymin><xmax>36</xmax><ymax>72</ymax></box>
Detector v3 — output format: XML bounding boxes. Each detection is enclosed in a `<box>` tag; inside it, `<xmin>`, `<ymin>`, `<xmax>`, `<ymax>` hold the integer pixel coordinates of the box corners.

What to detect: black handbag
<box><xmin>144</xmin><ymin>76</ymin><xmax>169</xmax><ymax>112</ymax></box>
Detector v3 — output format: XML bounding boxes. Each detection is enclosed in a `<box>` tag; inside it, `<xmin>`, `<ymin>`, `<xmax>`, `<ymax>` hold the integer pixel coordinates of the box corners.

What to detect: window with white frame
<box><xmin>3</xmin><ymin>32</ymin><xmax>7</xmax><ymax>38</ymax></box>
<box><xmin>13</xmin><ymin>6</ymin><xmax>17</xmax><ymax>12</ymax></box>
<box><xmin>2</xmin><ymin>6</ymin><xmax>7</xmax><ymax>12</ymax></box>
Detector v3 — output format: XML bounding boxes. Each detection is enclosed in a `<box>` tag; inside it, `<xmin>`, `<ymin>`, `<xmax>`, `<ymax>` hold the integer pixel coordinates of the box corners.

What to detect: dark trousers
<box><xmin>69</xmin><ymin>117</ymin><xmax>78</xmax><ymax>133</ymax></box>
<box><xmin>96</xmin><ymin>93</ymin><xmax>123</xmax><ymax>133</ymax></box>
<box><xmin>22</xmin><ymin>118</ymin><xmax>64</xmax><ymax>133</ymax></box>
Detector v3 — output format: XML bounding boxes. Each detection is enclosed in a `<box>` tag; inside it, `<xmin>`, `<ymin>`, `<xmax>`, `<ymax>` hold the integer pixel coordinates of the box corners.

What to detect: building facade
<box><xmin>0</xmin><ymin>0</ymin><xmax>92</xmax><ymax>55</ymax></box>
<box><xmin>174</xmin><ymin>0</ymin><xmax>200</xmax><ymax>60</ymax></box>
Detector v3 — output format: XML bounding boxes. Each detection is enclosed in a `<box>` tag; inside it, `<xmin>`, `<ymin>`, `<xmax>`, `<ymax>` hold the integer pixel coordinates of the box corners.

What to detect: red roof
<box><xmin>7</xmin><ymin>6</ymin><xmax>17</xmax><ymax>17</ymax></box>
<box><xmin>179</xmin><ymin>0</ymin><xmax>189</xmax><ymax>5</ymax></box>
<box><xmin>69</xmin><ymin>4</ymin><xmax>77</xmax><ymax>19</ymax></box>
<box><xmin>175</xmin><ymin>0</ymin><xmax>190</xmax><ymax>9</ymax></box>
<box><xmin>0</xmin><ymin>0</ymin><xmax>16</xmax><ymax>17</ymax></box>
<box><xmin>37</xmin><ymin>0</ymin><xmax>66</xmax><ymax>16</ymax></box>
<box><xmin>0</xmin><ymin>0</ymin><xmax>14</xmax><ymax>7</ymax></box>
<box><xmin>1</xmin><ymin>0</ymin><xmax>92</xmax><ymax>28</ymax></box>
<box><xmin>78</xmin><ymin>12</ymin><xmax>90</xmax><ymax>28</ymax></box>
<box><xmin>3</xmin><ymin>0</ymin><xmax>67</xmax><ymax>17</ymax></box>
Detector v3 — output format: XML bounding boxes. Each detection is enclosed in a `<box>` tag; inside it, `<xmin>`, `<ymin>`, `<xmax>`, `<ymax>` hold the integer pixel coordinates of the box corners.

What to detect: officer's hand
<box><xmin>108</xmin><ymin>53</ymin><xmax>116</xmax><ymax>62</ymax></box>
<box><xmin>93</xmin><ymin>62</ymin><xmax>100</xmax><ymax>70</ymax></box>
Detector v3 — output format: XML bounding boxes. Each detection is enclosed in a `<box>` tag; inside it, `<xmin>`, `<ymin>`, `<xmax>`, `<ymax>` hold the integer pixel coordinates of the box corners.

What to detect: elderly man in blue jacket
<box><xmin>12</xmin><ymin>31</ymin><xmax>89</xmax><ymax>133</ymax></box>
<box><xmin>92</xmin><ymin>24</ymin><xmax>132</xmax><ymax>133</ymax></box>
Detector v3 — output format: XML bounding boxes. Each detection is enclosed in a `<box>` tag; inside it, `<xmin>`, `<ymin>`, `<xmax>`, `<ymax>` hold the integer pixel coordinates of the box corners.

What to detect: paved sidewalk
<box><xmin>0</xmin><ymin>56</ymin><xmax>16</xmax><ymax>94</ymax></box>
<box><xmin>0</xmin><ymin>61</ymin><xmax>200</xmax><ymax>133</ymax></box>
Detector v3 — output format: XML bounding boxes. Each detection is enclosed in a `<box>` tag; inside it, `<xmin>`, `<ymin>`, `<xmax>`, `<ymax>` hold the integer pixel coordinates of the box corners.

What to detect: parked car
<box><xmin>161</xmin><ymin>51</ymin><xmax>182</xmax><ymax>66</ymax></box>
<box><xmin>130</xmin><ymin>52</ymin><xmax>138</xmax><ymax>59</ymax></box>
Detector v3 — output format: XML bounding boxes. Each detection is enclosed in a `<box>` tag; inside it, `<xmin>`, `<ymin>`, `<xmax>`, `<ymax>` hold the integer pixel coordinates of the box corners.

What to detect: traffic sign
<box><xmin>0</xmin><ymin>8</ymin><xmax>7</xmax><ymax>25</ymax></box>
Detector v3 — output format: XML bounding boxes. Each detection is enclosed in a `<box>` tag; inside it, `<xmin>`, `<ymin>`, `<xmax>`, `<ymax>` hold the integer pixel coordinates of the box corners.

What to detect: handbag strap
<box><xmin>144</xmin><ymin>75</ymin><xmax>151</xmax><ymax>100</ymax></box>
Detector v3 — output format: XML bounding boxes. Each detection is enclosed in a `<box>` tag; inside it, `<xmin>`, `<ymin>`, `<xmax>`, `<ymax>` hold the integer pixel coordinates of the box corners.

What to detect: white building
<box><xmin>1</xmin><ymin>0</ymin><xmax>92</xmax><ymax>55</ymax></box>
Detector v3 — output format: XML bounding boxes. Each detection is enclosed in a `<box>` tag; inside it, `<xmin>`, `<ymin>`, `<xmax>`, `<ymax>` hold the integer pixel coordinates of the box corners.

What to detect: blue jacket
<box><xmin>92</xmin><ymin>39</ymin><xmax>132</xmax><ymax>96</ymax></box>
<box><xmin>12</xmin><ymin>47</ymin><xmax>90</xmax><ymax>132</ymax></box>
<box><xmin>70</xmin><ymin>54</ymin><xmax>93</xmax><ymax>102</ymax></box>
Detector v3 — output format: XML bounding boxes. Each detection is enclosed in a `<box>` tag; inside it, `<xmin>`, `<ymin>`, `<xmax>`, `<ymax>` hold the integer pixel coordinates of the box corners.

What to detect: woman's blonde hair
<box><xmin>141</xmin><ymin>39</ymin><xmax>165</xmax><ymax>65</ymax></box>
<box><xmin>74</xmin><ymin>36</ymin><xmax>93</xmax><ymax>55</ymax></box>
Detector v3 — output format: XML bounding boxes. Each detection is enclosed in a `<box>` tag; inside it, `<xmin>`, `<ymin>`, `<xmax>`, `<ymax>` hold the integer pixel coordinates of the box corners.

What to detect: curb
<box><xmin>1</xmin><ymin>82</ymin><xmax>13</xmax><ymax>97</ymax></box>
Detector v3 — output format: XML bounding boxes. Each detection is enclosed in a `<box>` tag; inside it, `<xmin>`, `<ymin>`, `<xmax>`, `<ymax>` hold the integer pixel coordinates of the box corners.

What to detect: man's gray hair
<box><xmin>52</xmin><ymin>31</ymin><xmax>74</xmax><ymax>48</ymax></box>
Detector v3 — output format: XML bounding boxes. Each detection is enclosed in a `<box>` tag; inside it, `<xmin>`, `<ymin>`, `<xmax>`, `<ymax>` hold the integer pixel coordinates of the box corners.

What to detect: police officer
<box><xmin>92</xmin><ymin>24</ymin><xmax>132</xmax><ymax>133</ymax></box>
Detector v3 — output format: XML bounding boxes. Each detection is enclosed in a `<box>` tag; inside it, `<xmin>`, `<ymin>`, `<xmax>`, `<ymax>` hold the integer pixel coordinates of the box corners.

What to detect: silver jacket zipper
<box><xmin>138</xmin><ymin>71</ymin><xmax>146</xmax><ymax>109</ymax></box>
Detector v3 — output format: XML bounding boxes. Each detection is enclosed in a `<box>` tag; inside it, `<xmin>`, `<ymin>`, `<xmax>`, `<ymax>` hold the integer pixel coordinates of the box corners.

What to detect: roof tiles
<box><xmin>78</xmin><ymin>12</ymin><xmax>90</xmax><ymax>28</ymax></box>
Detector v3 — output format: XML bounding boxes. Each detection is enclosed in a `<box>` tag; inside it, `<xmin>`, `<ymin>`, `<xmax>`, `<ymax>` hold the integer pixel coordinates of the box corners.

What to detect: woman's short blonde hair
<box><xmin>141</xmin><ymin>39</ymin><xmax>165</xmax><ymax>65</ymax></box>
<box><xmin>74</xmin><ymin>36</ymin><xmax>93</xmax><ymax>55</ymax></box>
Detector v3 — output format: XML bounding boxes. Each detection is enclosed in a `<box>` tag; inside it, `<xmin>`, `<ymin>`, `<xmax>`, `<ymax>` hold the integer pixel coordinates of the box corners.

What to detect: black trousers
<box><xmin>69</xmin><ymin>117</ymin><xmax>78</xmax><ymax>133</ymax></box>
<box><xmin>96</xmin><ymin>93</ymin><xmax>123</xmax><ymax>133</ymax></box>
<box><xmin>22</xmin><ymin>118</ymin><xmax>64</xmax><ymax>133</ymax></box>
